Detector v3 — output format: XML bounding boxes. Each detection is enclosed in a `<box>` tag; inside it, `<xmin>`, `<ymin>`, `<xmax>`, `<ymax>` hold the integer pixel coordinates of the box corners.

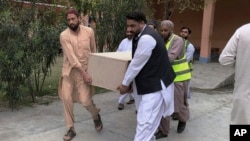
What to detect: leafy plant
<box><xmin>69</xmin><ymin>0</ymin><xmax>150</xmax><ymax>52</ymax></box>
<box><xmin>0</xmin><ymin>0</ymin><xmax>209</xmax><ymax>110</ymax></box>
<box><xmin>0</xmin><ymin>0</ymin><xmax>65</xmax><ymax>109</ymax></box>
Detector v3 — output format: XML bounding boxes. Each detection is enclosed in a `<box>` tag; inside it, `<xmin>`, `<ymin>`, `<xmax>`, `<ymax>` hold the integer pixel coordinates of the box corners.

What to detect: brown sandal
<box><xmin>126</xmin><ymin>99</ymin><xmax>135</xmax><ymax>104</ymax></box>
<box><xmin>63</xmin><ymin>128</ymin><xmax>76</xmax><ymax>141</ymax></box>
<box><xmin>117</xmin><ymin>103</ymin><xmax>124</xmax><ymax>110</ymax></box>
<box><xmin>93</xmin><ymin>114</ymin><xmax>103</xmax><ymax>132</ymax></box>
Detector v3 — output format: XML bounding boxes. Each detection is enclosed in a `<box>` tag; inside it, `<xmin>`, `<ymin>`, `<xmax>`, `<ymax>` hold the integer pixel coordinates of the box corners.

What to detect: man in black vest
<box><xmin>117</xmin><ymin>11</ymin><xmax>176</xmax><ymax>141</ymax></box>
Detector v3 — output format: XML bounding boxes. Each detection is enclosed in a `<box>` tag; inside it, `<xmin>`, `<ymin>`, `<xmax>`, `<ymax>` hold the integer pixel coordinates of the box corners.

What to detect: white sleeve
<box><xmin>219</xmin><ymin>30</ymin><xmax>238</xmax><ymax>66</ymax></box>
<box><xmin>122</xmin><ymin>35</ymin><xmax>156</xmax><ymax>86</ymax></box>
<box><xmin>186</xmin><ymin>43</ymin><xmax>195</xmax><ymax>62</ymax></box>
<box><xmin>117</xmin><ymin>39</ymin><xmax>126</xmax><ymax>52</ymax></box>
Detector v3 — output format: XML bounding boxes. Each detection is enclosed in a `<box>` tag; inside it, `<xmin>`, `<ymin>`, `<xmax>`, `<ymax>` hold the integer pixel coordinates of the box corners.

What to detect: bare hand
<box><xmin>83</xmin><ymin>73</ymin><xmax>92</xmax><ymax>85</ymax></box>
<box><xmin>117</xmin><ymin>84</ymin><xmax>130</xmax><ymax>94</ymax></box>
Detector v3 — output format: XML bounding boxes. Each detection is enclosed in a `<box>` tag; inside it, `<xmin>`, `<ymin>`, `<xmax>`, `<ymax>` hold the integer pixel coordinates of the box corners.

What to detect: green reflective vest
<box><xmin>166</xmin><ymin>34</ymin><xmax>192</xmax><ymax>82</ymax></box>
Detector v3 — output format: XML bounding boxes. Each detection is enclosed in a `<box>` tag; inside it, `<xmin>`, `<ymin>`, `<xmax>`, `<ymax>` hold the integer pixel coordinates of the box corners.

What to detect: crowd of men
<box><xmin>59</xmin><ymin>8</ymin><xmax>195</xmax><ymax>141</ymax></box>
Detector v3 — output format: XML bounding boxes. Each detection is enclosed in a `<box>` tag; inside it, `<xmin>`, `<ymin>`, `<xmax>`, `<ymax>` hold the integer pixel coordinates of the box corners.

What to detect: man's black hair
<box><xmin>126</xmin><ymin>11</ymin><xmax>147</xmax><ymax>23</ymax></box>
<box><xmin>181</xmin><ymin>26</ymin><xmax>192</xmax><ymax>34</ymax></box>
<box><xmin>147</xmin><ymin>20</ymin><xmax>157</xmax><ymax>29</ymax></box>
<box><xmin>66</xmin><ymin>8</ymin><xmax>80</xmax><ymax>18</ymax></box>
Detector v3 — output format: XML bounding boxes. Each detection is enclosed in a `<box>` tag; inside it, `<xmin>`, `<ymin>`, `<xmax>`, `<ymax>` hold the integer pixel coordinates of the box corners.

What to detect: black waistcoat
<box><xmin>132</xmin><ymin>26</ymin><xmax>176</xmax><ymax>95</ymax></box>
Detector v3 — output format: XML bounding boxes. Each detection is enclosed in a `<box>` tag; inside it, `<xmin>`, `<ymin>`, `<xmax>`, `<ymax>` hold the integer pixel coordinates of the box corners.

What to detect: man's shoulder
<box><xmin>172</xmin><ymin>34</ymin><xmax>184</xmax><ymax>45</ymax></box>
<box><xmin>118</xmin><ymin>38</ymin><xmax>127</xmax><ymax>47</ymax></box>
<box><xmin>187</xmin><ymin>42</ymin><xmax>195</xmax><ymax>50</ymax></box>
<box><xmin>239</xmin><ymin>23</ymin><xmax>250</xmax><ymax>29</ymax></box>
<box><xmin>118</xmin><ymin>38</ymin><xmax>131</xmax><ymax>49</ymax></box>
<box><xmin>80</xmin><ymin>25</ymin><xmax>93</xmax><ymax>32</ymax></box>
<box><xmin>235</xmin><ymin>23</ymin><xmax>250</xmax><ymax>36</ymax></box>
<box><xmin>121</xmin><ymin>38</ymin><xmax>131</xmax><ymax>43</ymax></box>
<box><xmin>173</xmin><ymin>34</ymin><xmax>182</xmax><ymax>40</ymax></box>
<box><xmin>186</xmin><ymin>40</ymin><xmax>194</xmax><ymax>46</ymax></box>
<box><xmin>188</xmin><ymin>41</ymin><xmax>194</xmax><ymax>46</ymax></box>
<box><xmin>60</xmin><ymin>28</ymin><xmax>70</xmax><ymax>37</ymax></box>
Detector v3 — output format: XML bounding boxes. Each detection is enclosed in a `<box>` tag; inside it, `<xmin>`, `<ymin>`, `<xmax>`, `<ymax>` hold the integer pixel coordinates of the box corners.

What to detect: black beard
<box><xmin>166</xmin><ymin>33</ymin><xmax>171</xmax><ymax>40</ymax></box>
<box><xmin>163</xmin><ymin>34</ymin><xmax>171</xmax><ymax>42</ymax></box>
<box><xmin>69</xmin><ymin>23</ymin><xmax>79</xmax><ymax>32</ymax></box>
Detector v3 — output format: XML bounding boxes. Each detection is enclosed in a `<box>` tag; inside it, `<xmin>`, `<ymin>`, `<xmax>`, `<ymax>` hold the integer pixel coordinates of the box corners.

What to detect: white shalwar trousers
<box><xmin>133</xmin><ymin>81</ymin><xmax>174</xmax><ymax>141</ymax></box>
<box><xmin>118</xmin><ymin>92</ymin><xmax>134</xmax><ymax>104</ymax></box>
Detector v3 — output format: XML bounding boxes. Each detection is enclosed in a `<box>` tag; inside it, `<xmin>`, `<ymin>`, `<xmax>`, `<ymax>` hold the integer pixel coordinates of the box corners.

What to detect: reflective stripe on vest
<box><xmin>166</xmin><ymin>34</ymin><xmax>192</xmax><ymax>82</ymax></box>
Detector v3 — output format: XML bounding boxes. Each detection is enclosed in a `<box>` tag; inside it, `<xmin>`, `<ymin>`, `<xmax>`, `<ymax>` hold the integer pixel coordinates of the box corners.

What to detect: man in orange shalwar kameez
<box><xmin>58</xmin><ymin>8</ymin><xmax>103</xmax><ymax>141</ymax></box>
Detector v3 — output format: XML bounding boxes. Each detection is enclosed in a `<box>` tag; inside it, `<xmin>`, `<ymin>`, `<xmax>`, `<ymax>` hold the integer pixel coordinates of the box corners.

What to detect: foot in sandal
<box><xmin>63</xmin><ymin>127</ymin><xmax>76</xmax><ymax>141</ymax></box>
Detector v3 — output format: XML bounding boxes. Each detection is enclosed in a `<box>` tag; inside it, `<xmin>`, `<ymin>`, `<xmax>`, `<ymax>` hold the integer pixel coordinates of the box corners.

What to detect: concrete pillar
<box><xmin>199</xmin><ymin>0</ymin><xmax>215</xmax><ymax>63</ymax></box>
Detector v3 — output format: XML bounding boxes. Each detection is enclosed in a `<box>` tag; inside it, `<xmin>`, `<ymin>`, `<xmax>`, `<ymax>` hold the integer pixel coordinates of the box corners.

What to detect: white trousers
<box><xmin>118</xmin><ymin>92</ymin><xmax>134</xmax><ymax>104</ymax></box>
<box><xmin>133</xmin><ymin>81</ymin><xmax>174</xmax><ymax>141</ymax></box>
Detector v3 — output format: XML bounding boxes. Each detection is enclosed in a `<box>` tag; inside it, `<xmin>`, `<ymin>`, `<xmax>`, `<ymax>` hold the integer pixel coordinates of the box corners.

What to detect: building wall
<box><xmin>152</xmin><ymin>0</ymin><xmax>250</xmax><ymax>54</ymax></box>
<box><xmin>171</xmin><ymin>9</ymin><xmax>202</xmax><ymax>50</ymax></box>
<box><xmin>211</xmin><ymin>0</ymin><xmax>250</xmax><ymax>51</ymax></box>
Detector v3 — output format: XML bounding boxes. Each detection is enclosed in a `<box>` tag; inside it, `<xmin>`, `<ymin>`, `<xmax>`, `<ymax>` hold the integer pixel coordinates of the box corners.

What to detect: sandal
<box><xmin>117</xmin><ymin>103</ymin><xmax>124</xmax><ymax>110</ymax></box>
<box><xmin>126</xmin><ymin>99</ymin><xmax>135</xmax><ymax>104</ymax></box>
<box><xmin>63</xmin><ymin>128</ymin><xmax>76</xmax><ymax>141</ymax></box>
<box><xmin>93</xmin><ymin>114</ymin><xmax>103</xmax><ymax>132</ymax></box>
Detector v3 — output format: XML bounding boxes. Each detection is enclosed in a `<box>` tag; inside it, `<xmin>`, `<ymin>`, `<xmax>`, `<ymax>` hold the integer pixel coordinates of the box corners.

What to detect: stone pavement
<box><xmin>0</xmin><ymin>61</ymin><xmax>235</xmax><ymax>141</ymax></box>
<box><xmin>190</xmin><ymin>61</ymin><xmax>235</xmax><ymax>89</ymax></box>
